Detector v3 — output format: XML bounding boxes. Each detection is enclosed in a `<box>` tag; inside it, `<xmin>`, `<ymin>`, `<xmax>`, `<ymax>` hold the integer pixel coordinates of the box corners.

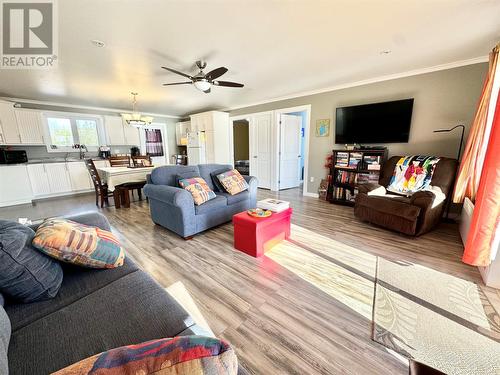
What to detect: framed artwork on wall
<box><xmin>316</xmin><ymin>119</ymin><xmax>330</xmax><ymax>137</ymax></box>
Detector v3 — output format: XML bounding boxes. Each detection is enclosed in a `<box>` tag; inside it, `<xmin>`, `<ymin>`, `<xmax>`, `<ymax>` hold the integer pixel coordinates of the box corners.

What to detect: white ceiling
<box><xmin>0</xmin><ymin>0</ymin><xmax>499</xmax><ymax>117</ymax></box>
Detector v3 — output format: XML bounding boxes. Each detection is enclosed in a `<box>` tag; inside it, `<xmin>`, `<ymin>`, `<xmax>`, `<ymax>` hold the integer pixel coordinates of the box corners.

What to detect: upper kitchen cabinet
<box><xmin>104</xmin><ymin>115</ymin><xmax>140</xmax><ymax>146</ymax></box>
<box><xmin>104</xmin><ymin>115</ymin><xmax>126</xmax><ymax>145</ymax></box>
<box><xmin>0</xmin><ymin>101</ymin><xmax>20</xmax><ymax>144</ymax></box>
<box><xmin>0</xmin><ymin>103</ymin><xmax>44</xmax><ymax>145</ymax></box>
<box><xmin>15</xmin><ymin>109</ymin><xmax>44</xmax><ymax>144</ymax></box>
<box><xmin>123</xmin><ymin>122</ymin><xmax>141</xmax><ymax>146</ymax></box>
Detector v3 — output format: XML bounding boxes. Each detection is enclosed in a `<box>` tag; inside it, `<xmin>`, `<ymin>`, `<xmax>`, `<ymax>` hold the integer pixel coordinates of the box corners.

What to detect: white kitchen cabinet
<box><xmin>45</xmin><ymin>163</ymin><xmax>72</xmax><ymax>194</ymax></box>
<box><xmin>27</xmin><ymin>164</ymin><xmax>51</xmax><ymax>196</ymax></box>
<box><xmin>0</xmin><ymin>165</ymin><xmax>33</xmax><ymax>207</ymax></box>
<box><xmin>15</xmin><ymin>109</ymin><xmax>44</xmax><ymax>144</ymax></box>
<box><xmin>0</xmin><ymin>101</ymin><xmax>20</xmax><ymax>144</ymax></box>
<box><xmin>189</xmin><ymin>111</ymin><xmax>230</xmax><ymax>164</ymax></box>
<box><xmin>104</xmin><ymin>115</ymin><xmax>126</xmax><ymax>145</ymax></box>
<box><xmin>175</xmin><ymin>121</ymin><xmax>190</xmax><ymax>145</ymax></box>
<box><xmin>67</xmin><ymin>162</ymin><xmax>93</xmax><ymax>191</ymax></box>
<box><xmin>123</xmin><ymin>122</ymin><xmax>140</xmax><ymax>146</ymax></box>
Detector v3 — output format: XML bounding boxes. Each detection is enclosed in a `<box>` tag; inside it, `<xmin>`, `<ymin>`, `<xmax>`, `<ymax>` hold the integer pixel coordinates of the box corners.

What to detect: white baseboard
<box><xmin>303</xmin><ymin>192</ymin><xmax>319</xmax><ymax>198</ymax></box>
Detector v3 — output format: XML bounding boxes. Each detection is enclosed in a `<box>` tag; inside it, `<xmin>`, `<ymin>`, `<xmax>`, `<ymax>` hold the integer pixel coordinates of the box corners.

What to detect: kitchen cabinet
<box><xmin>68</xmin><ymin>161</ymin><xmax>93</xmax><ymax>191</ymax></box>
<box><xmin>104</xmin><ymin>115</ymin><xmax>140</xmax><ymax>146</ymax></box>
<box><xmin>27</xmin><ymin>164</ymin><xmax>51</xmax><ymax>196</ymax></box>
<box><xmin>104</xmin><ymin>115</ymin><xmax>126</xmax><ymax>145</ymax></box>
<box><xmin>123</xmin><ymin>122</ymin><xmax>140</xmax><ymax>146</ymax></box>
<box><xmin>0</xmin><ymin>165</ymin><xmax>33</xmax><ymax>207</ymax></box>
<box><xmin>45</xmin><ymin>163</ymin><xmax>73</xmax><ymax>194</ymax></box>
<box><xmin>189</xmin><ymin>111</ymin><xmax>230</xmax><ymax>164</ymax></box>
<box><xmin>15</xmin><ymin>109</ymin><xmax>44</xmax><ymax>144</ymax></box>
<box><xmin>175</xmin><ymin>121</ymin><xmax>190</xmax><ymax>145</ymax></box>
<box><xmin>0</xmin><ymin>101</ymin><xmax>20</xmax><ymax>144</ymax></box>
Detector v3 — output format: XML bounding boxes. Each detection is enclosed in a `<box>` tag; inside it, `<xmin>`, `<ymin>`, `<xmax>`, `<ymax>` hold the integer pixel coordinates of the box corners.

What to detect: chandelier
<box><xmin>121</xmin><ymin>92</ymin><xmax>153</xmax><ymax>128</ymax></box>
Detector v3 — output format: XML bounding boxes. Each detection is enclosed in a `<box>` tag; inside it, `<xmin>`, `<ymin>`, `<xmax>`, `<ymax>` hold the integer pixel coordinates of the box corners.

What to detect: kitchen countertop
<box><xmin>0</xmin><ymin>157</ymin><xmax>108</xmax><ymax>166</ymax></box>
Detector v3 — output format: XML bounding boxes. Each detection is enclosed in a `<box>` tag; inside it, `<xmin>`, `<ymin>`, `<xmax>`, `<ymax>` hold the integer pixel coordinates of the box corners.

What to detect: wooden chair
<box><xmin>84</xmin><ymin>159</ymin><xmax>119</xmax><ymax>208</ymax></box>
<box><xmin>109</xmin><ymin>155</ymin><xmax>131</xmax><ymax>167</ymax></box>
<box><xmin>132</xmin><ymin>155</ymin><xmax>152</xmax><ymax>167</ymax></box>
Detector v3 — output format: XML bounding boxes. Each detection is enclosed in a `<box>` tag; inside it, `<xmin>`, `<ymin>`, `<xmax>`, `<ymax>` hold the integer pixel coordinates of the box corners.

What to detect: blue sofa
<box><xmin>144</xmin><ymin>164</ymin><xmax>258</xmax><ymax>238</ymax></box>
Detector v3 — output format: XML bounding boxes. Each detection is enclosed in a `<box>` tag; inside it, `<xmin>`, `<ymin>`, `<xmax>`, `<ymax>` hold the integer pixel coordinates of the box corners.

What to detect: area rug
<box><xmin>372</xmin><ymin>258</ymin><xmax>500</xmax><ymax>374</ymax></box>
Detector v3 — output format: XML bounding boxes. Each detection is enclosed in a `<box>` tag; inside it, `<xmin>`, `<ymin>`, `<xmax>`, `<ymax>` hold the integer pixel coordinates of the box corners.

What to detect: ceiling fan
<box><xmin>161</xmin><ymin>60</ymin><xmax>244</xmax><ymax>93</ymax></box>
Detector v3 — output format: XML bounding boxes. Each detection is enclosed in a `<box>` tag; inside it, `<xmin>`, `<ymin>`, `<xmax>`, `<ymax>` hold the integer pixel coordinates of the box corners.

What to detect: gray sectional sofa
<box><xmin>0</xmin><ymin>212</ymin><xmax>247</xmax><ymax>375</ymax></box>
<box><xmin>144</xmin><ymin>164</ymin><xmax>258</xmax><ymax>238</ymax></box>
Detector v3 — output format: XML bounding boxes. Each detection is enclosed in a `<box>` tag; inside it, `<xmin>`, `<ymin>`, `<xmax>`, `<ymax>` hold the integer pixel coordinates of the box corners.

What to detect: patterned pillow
<box><xmin>216</xmin><ymin>169</ymin><xmax>249</xmax><ymax>195</ymax></box>
<box><xmin>32</xmin><ymin>218</ymin><xmax>125</xmax><ymax>269</ymax></box>
<box><xmin>53</xmin><ymin>335</ymin><xmax>238</xmax><ymax>375</ymax></box>
<box><xmin>179</xmin><ymin>177</ymin><xmax>216</xmax><ymax>205</ymax></box>
<box><xmin>387</xmin><ymin>155</ymin><xmax>440</xmax><ymax>195</ymax></box>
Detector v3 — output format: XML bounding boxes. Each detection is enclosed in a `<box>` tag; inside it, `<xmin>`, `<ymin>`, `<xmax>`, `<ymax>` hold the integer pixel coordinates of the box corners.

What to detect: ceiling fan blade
<box><xmin>162</xmin><ymin>82</ymin><xmax>192</xmax><ymax>86</ymax></box>
<box><xmin>205</xmin><ymin>67</ymin><xmax>228</xmax><ymax>81</ymax></box>
<box><xmin>161</xmin><ymin>66</ymin><xmax>192</xmax><ymax>79</ymax></box>
<box><xmin>213</xmin><ymin>80</ymin><xmax>244</xmax><ymax>88</ymax></box>
<box><xmin>203</xmin><ymin>87</ymin><xmax>211</xmax><ymax>94</ymax></box>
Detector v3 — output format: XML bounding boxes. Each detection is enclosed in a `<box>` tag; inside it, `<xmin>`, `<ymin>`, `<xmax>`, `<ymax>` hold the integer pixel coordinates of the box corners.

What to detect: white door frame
<box><xmin>274</xmin><ymin>105</ymin><xmax>311</xmax><ymax>196</ymax></box>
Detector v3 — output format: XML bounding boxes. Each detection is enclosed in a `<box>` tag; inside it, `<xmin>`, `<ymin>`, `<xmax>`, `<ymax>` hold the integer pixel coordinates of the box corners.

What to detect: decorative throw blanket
<box><xmin>387</xmin><ymin>155</ymin><xmax>440</xmax><ymax>194</ymax></box>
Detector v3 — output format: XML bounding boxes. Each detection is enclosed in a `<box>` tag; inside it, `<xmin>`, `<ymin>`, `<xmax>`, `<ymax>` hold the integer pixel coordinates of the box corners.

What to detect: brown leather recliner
<box><xmin>354</xmin><ymin>156</ymin><xmax>458</xmax><ymax>236</ymax></box>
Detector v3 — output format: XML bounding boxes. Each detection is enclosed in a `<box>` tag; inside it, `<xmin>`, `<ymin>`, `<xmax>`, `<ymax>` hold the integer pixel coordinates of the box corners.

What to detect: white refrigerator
<box><xmin>187</xmin><ymin>131</ymin><xmax>206</xmax><ymax>165</ymax></box>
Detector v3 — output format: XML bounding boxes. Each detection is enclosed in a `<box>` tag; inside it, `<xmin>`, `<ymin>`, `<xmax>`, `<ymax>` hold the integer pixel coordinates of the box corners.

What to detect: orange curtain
<box><xmin>453</xmin><ymin>44</ymin><xmax>499</xmax><ymax>203</ymax></box>
<box><xmin>462</xmin><ymin>91</ymin><xmax>500</xmax><ymax>266</ymax></box>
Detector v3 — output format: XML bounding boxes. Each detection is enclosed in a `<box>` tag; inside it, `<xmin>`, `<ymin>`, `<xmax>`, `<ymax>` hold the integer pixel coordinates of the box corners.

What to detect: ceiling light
<box><xmin>194</xmin><ymin>79</ymin><xmax>211</xmax><ymax>92</ymax></box>
<box><xmin>121</xmin><ymin>92</ymin><xmax>153</xmax><ymax>128</ymax></box>
<box><xmin>91</xmin><ymin>39</ymin><xmax>105</xmax><ymax>48</ymax></box>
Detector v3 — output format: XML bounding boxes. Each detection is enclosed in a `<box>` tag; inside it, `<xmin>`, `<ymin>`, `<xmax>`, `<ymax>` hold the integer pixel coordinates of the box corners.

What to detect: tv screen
<box><xmin>335</xmin><ymin>98</ymin><xmax>414</xmax><ymax>144</ymax></box>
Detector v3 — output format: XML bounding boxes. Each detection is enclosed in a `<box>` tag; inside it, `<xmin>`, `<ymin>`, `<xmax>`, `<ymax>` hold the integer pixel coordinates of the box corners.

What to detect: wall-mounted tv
<box><xmin>335</xmin><ymin>98</ymin><xmax>414</xmax><ymax>144</ymax></box>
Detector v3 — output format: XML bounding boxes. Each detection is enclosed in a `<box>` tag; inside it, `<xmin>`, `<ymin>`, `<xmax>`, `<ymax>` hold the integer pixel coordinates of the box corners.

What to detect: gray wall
<box><xmin>233</xmin><ymin>120</ymin><xmax>249</xmax><ymax>162</ymax></box>
<box><xmin>230</xmin><ymin>63</ymin><xmax>487</xmax><ymax>195</ymax></box>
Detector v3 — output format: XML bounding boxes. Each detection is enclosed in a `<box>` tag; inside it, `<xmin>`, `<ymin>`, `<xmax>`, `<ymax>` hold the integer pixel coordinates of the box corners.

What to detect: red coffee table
<box><xmin>233</xmin><ymin>208</ymin><xmax>292</xmax><ymax>257</ymax></box>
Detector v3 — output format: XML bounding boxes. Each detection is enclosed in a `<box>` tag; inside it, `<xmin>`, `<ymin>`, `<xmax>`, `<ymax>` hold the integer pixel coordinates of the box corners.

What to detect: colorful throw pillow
<box><xmin>210</xmin><ymin>168</ymin><xmax>231</xmax><ymax>192</ymax></box>
<box><xmin>0</xmin><ymin>220</ymin><xmax>63</xmax><ymax>302</ymax></box>
<box><xmin>387</xmin><ymin>155</ymin><xmax>440</xmax><ymax>195</ymax></box>
<box><xmin>179</xmin><ymin>177</ymin><xmax>216</xmax><ymax>205</ymax></box>
<box><xmin>32</xmin><ymin>218</ymin><xmax>125</xmax><ymax>269</ymax></box>
<box><xmin>52</xmin><ymin>335</ymin><xmax>238</xmax><ymax>375</ymax></box>
<box><xmin>216</xmin><ymin>169</ymin><xmax>249</xmax><ymax>195</ymax></box>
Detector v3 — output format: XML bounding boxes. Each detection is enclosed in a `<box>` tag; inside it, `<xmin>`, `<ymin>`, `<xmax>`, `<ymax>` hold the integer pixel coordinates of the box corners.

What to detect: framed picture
<box><xmin>316</xmin><ymin>119</ymin><xmax>330</xmax><ymax>137</ymax></box>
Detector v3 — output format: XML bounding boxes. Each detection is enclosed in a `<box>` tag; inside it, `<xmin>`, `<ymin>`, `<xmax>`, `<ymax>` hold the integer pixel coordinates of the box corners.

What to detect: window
<box><xmin>44</xmin><ymin>114</ymin><xmax>103</xmax><ymax>152</ymax></box>
<box><xmin>145</xmin><ymin>129</ymin><xmax>164</xmax><ymax>156</ymax></box>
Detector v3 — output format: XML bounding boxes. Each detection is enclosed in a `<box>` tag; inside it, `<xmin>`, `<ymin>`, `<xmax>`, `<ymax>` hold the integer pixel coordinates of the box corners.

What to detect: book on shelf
<box><xmin>348</xmin><ymin>152</ymin><xmax>362</xmax><ymax>168</ymax></box>
<box><xmin>335</xmin><ymin>152</ymin><xmax>349</xmax><ymax>167</ymax></box>
<box><xmin>257</xmin><ymin>198</ymin><xmax>290</xmax><ymax>213</ymax></box>
<box><xmin>332</xmin><ymin>187</ymin><xmax>357</xmax><ymax>202</ymax></box>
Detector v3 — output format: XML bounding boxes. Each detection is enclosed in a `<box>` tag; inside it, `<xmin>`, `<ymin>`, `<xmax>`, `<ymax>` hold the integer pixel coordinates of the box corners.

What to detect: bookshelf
<box><xmin>327</xmin><ymin>148</ymin><xmax>388</xmax><ymax>206</ymax></box>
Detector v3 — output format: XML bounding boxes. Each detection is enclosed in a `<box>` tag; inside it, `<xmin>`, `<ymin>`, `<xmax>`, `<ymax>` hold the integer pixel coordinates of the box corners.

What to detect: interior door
<box><xmin>279</xmin><ymin>114</ymin><xmax>302</xmax><ymax>190</ymax></box>
<box><xmin>250</xmin><ymin>113</ymin><xmax>272</xmax><ymax>189</ymax></box>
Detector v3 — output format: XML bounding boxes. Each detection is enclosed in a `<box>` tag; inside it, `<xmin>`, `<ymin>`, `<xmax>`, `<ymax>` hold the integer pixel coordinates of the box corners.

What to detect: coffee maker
<box><xmin>98</xmin><ymin>146</ymin><xmax>111</xmax><ymax>159</ymax></box>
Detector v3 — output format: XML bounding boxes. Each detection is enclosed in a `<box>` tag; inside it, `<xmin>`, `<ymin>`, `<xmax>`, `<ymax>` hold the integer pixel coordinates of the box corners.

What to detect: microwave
<box><xmin>0</xmin><ymin>149</ymin><xmax>28</xmax><ymax>164</ymax></box>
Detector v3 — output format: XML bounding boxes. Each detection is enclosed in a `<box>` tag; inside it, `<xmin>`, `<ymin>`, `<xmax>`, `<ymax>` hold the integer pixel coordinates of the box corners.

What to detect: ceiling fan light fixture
<box><xmin>194</xmin><ymin>80</ymin><xmax>211</xmax><ymax>92</ymax></box>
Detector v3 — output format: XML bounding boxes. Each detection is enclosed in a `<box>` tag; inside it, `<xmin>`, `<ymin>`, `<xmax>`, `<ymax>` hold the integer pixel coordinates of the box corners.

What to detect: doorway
<box><xmin>139</xmin><ymin>123</ymin><xmax>169</xmax><ymax>166</ymax></box>
<box><xmin>232</xmin><ymin>119</ymin><xmax>250</xmax><ymax>175</ymax></box>
<box><xmin>278</xmin><ymin>110</ymin><xmax>307</xmax><ymax>190</ymax></box>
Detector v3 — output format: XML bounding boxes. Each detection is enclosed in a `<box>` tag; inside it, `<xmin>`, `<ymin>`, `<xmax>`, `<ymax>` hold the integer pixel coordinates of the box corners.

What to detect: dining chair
<box><xmin>132</xmin><ymin>155</ymin><xmax>152</xmax><ymax>167</ymax></box>
<box><xmin>84</xmin><ymin>159</ymin><xmax>118</xmax><ymax>208</ymax></box>
<box><xmin>109</xmin><ymin>155</ymin><xmax>131</xmax><ymax>167</ymax></box>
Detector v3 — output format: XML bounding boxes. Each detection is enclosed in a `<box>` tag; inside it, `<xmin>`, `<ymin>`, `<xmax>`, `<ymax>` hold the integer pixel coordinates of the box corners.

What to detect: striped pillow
<box><xmin>179</xmin><ymin>177</ymin><xmax>216</xmax><ymax>205</ymax></box>
<box><xmin>32</xmin><ymin>218</ymin><xmax>124</xmax><ymax>269</ymax></box>
<box><xmin>52</xmin><ymin>336</ymin><xmax>238</xmax><ymax>375</ymax></box>
<box><xmin>216</xmin><ymin>169</ymin><xmax>249</xmax><ymax>195</ymax></box>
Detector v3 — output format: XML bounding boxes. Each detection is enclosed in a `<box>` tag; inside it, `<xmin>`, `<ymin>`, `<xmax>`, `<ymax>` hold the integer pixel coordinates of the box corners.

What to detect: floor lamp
<box><xmin>433</xmin><ymin>124</ymin><xmax>465</xmax><ymax>221</ymax></box>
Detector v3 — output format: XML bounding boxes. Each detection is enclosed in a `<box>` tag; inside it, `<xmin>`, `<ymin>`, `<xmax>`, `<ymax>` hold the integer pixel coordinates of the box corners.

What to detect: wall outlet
<box><xmin>310</xmin><ymin>176</ymin><xmax>314</xmax><ymax>182</ymax></box>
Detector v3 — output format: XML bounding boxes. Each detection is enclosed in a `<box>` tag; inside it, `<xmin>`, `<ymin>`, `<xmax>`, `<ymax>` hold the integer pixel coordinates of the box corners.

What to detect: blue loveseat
<box><xmin>143</xmin><ymin>164</ymin><xmax>258</xmax><ymax>238</ymax></box>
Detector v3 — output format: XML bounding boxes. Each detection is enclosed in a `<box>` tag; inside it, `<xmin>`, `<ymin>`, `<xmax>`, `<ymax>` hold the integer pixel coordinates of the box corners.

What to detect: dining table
<box><xmin>96</xmin><ymin>166</ymin><xmax>155</xmax><ymax>208</ymax></box>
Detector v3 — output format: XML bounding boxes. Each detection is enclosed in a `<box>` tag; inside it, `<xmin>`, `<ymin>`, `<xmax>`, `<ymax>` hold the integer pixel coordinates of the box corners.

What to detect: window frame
<box><xmin>42</xmin><ymin>112</ymin><xmax>105</xmax><ymax>153</ymax></box>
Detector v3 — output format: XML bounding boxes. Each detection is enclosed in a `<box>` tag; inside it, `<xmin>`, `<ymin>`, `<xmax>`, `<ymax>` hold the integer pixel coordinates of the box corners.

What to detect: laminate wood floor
<box><xmin>1</xmin><ymin>189</ymin><xmax>498</xmax><ymax>374</ymax></box>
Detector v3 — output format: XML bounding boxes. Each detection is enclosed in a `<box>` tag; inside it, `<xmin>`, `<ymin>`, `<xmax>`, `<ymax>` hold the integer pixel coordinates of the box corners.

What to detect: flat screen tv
<box><xmin>335</xmin><ymin>98</ymin><xmax>414</xmax><ymax>144</ymax></box>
